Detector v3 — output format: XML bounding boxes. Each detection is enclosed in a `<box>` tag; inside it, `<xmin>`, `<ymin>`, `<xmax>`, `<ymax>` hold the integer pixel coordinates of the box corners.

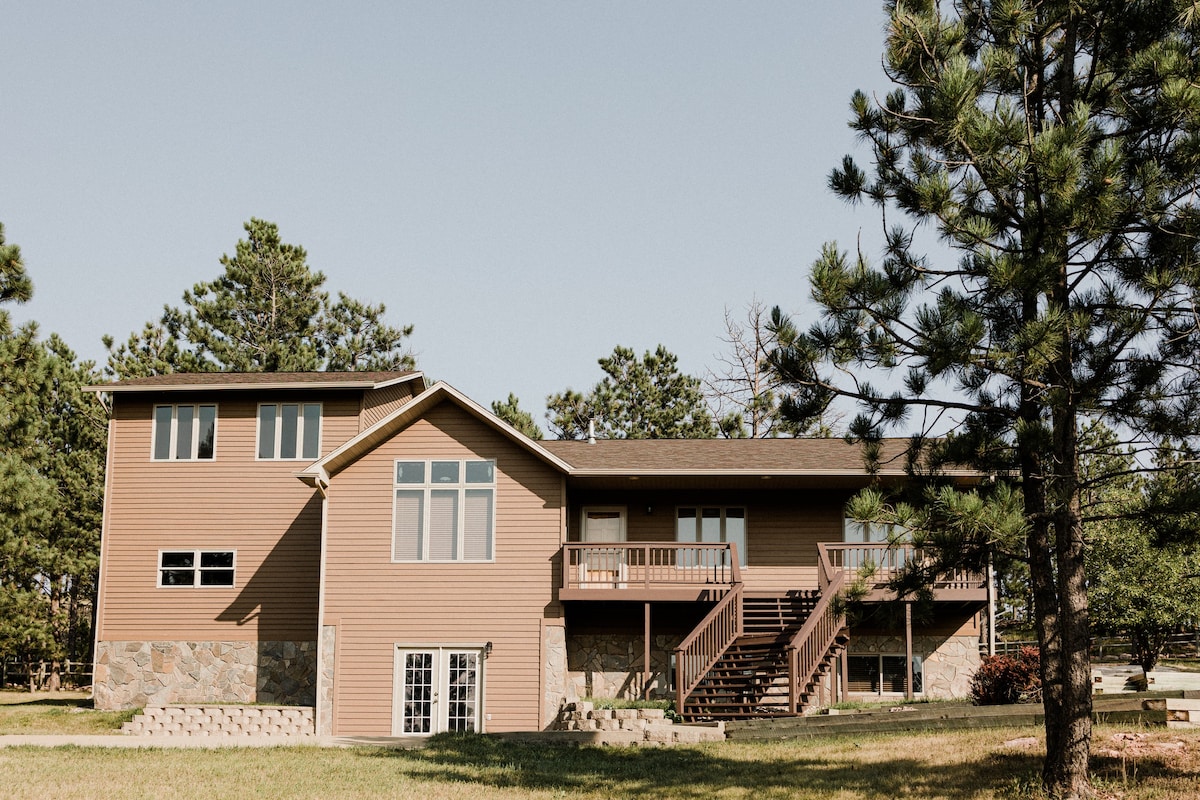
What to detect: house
<box><xmin>86</xmin><ymin>371</ymin><xmax>989</xmax><ymax>736</ymax></box>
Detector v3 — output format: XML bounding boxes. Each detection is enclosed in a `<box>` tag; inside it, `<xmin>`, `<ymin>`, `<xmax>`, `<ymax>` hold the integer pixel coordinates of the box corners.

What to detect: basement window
<box><xmin>158</xmin><ymin>550</ymin><xmax>235</xmax><ymax>587</ymax></box>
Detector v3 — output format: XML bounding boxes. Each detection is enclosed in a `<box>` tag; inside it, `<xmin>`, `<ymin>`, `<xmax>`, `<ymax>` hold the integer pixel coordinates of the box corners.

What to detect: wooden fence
<box><xmin>0</xmin><ymin>659</ymin><xmax>93</xmax><ymax>690</ymax></box>
<box><xmin>988</xmin><ymin>632</ymin><xmax>1200</xmax><ymax>659</ymax></box>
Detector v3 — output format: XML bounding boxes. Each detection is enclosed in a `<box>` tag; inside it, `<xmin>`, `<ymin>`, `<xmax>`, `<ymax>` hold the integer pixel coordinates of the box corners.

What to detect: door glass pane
<box><xmin>675</xmin><ymin>508</ymin><xmax>697</xmax><ymax>543</ymax></box>
<box><xmin>175</xmin><ymin>405</ymin><xmax>194</xmax><ymax>458</ymax></box>
<box><xmin>301</xmin><ymin>403</ymin><xmax>321</xmax><ymax>459</ymax></box>
<box><xmin>700</xmin><ymin>508</ymin><xmax>722</xmax><ymax>543</ymax></box>
<box><xmin>847</xmin><ymin>655</ymin><xmax>878</xmax><ymax>693</ymax></box>
<box><xmin>725</xmin><ymin>508</ymin><xmax>746</xmax><ymax>566</ymax></box>
<box><xmin>446</xmin><ymin>652</ymin><xmax>478</xmax><ymax>732</ymax></box>
<box><xmin>280</xmin><ymin>404</ymin><xmax>299</xmax><ymax>459</ymax></box>
<box><xmin>197</xmin><ymin>405</ymin><xmax>216</xmax><ymax>459</ymax></box>
<box><xmin>429</xmin><ymin>490</ymin><xmax>458</xmax><ymax>560</ymax></box>
<box><xmin>258</xmin><ymin>405</ymin><xmax>277</xmax><ymax>459</ymax></box>
<box><xmin>403</xmin><ymin>652</ymin><xmax>434</xmax><ymax>734</ymax></box>
<box><xmin>881</xmin><ymin>655</ymin><xmax>907</xmax><ymax>693</ymax></box>
<box><xmin>583</xmin><ymin>510</ymin><xmax>623</xmax><ymax>542</ymax></box>
<box><xmin>153</xmin><ymin>406</ymin><xmax>173</xmax><ymax>459</ymax></box>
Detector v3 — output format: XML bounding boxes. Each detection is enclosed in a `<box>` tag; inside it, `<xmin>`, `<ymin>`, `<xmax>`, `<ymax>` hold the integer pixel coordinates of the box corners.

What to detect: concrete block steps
<box><xmin>552</xmin><ymin>702</ymin><xmax>724</xmax><ymax>745</ymax></box>
<box><xmin>121</xmin><ymin>705</ymin><xmax>315</xmax><ymax>738</ymax></box>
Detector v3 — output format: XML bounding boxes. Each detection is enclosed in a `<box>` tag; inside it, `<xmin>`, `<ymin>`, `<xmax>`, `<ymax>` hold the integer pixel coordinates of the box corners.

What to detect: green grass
<box><xmin>2</xmin><ymin>692</ymin><xmax>1196</xmax><ymax>798</ymax></box>
<box><xmin>0</xmin><ymin>691</ymin><xmax>135</xmax><ymax>734</ymax></box>
<box><xmin>0</xmin><ymin>721</ymin><xmax>1197</xmax><ymax>799</ymax></box>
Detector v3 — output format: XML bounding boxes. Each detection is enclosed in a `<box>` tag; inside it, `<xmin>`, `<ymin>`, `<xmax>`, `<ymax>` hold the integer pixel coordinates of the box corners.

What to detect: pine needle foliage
<box><xmin>769</xmin><ymin>2</ymin><xmax>1200</xmax><ymax>796</ymax></box>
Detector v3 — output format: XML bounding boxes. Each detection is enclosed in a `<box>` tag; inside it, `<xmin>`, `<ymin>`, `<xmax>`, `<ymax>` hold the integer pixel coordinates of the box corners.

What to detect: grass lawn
<box><xmin>1</xmin><ymin>692</ymin><xmax>1197</xmax><ymax>799</ymax></box>
<box><xmin>0</xmin><ymin>690</ymin><xmax>133</xmax><ymax>734</ymax></box>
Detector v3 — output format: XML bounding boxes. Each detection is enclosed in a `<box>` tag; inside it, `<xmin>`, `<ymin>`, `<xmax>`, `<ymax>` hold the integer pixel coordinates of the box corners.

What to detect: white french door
<box><xmin>394</xmin><ymin>646</ymin><xmax>482</xmax><ymax>735</ymax></box>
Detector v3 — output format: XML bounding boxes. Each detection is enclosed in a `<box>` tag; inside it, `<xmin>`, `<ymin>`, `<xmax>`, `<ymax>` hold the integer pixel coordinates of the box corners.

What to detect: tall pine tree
<box><xmin>107</xmin><ymin>219</ymin><xmax>415</xmax><ymax>377</ymax></box>
<box><xmin>547</xmin><ymin>345</ymin><xmax>715</xmax><ymax>439</ymax></box>
<box><xmin>769</xmin><ymin>3</ymin><xmax>1200</xmax><ymax>795</ymax></box>
<box><xmin>0</xmin><ymin>225</ymin><xmax>105</xmax><ymax>686</ymax></box>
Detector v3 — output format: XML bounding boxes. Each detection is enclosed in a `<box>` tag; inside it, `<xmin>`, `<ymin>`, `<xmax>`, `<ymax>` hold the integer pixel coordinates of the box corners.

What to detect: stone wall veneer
<box><xmin>566</xmin><ymin>633</ymin><xmax>681</xmax><ymax>702</ymax></box>
<box><xmin>94</xmin><ymin>640</ymin><xmax>316</xmax><ymax>710</ymax></box>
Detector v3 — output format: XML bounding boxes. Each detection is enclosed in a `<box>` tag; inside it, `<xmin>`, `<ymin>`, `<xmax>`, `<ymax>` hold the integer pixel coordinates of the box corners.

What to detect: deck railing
<box><xmin>561</xmin><ymin>543</ymin><xmax>740</xmax><ymax>592</ymax></box>
<box><xmin>674</xmin><ymin>582</ymin><xmax>743</xmax><ymax>710</ymax></box>
<box><xmin>784</xmin><ymin>544</ymin><xmax>847</xmax><ymax>713</ymax></box>
<box><xmin>821</xmin><ymin>543</ymin><xmax>984</xmax><ymax>592</ymax></box>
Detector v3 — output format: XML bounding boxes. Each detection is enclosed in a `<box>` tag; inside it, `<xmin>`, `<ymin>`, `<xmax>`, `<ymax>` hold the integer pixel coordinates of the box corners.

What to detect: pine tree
<box><xmin>107</xmin><ymin>219</ymin><xmax>415</xmax><ymax>377</ymax></box>
<box><xmin>547</xmin><ymin>345</ymin><xmax>715</xmax><ymax>440</ymax></box>
<box><xmin>0</xmin><ymin>226</ymin><xmax>105</xmax><ymax>683</ymax></box>
<box><xmin>769</xmin><ymin>3</ymin><xmax>1200</xmax><ymax>795</ymax></box>
<box><xmin>491</xmin><ymin>394</ymin><xmax>544</xmax><ymax>440</ymax></box>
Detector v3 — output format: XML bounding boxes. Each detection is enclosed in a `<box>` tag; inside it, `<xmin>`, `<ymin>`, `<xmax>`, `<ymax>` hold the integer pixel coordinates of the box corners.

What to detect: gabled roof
<box><xmin>85</xmin><ymin>370</ymin><xmax>424</xmax><ymax>393</ymax></box>
<box><xmin>541</xmin><ymin>438</ymin><xmax>961</xmax><ymax>476</ymax></box>
<box><xmin>296</xmin><ymin>381</ymin><xmax>574</xmax><ymax>487</ymax></box>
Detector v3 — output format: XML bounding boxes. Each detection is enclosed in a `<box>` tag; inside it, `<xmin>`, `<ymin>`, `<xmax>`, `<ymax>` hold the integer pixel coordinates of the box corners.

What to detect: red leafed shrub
<box><xmin>970</xmin><ymin>646</ymin><xmax>1042</xmax><ymax>705</ymax></box>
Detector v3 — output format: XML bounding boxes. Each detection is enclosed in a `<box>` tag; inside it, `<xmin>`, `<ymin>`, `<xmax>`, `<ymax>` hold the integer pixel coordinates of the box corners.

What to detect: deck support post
<box><xmin>905</xmin><ymin>601</ymin><xmax>914</xmax><ymax>701</ymax></box>
<box><xmin>839</xmin><ymin>646</ymin><xmax>848</xmax><ymax>704</ymax></box>
<box><xmin>986</xmin><ymin>549</ymin><xmax>997</xmax><ymax>656</ymax></box>
<box><xmin>643</xmin><ymin>602</ymin><xmax>652</xmax><ymax>701</ymax></box>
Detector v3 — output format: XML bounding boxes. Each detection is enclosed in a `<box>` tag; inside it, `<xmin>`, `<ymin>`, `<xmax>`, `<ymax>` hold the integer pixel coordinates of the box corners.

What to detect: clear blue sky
<box><xmin>3</xmin><ymin>1</ymin><xmax>891</xmax><ymax>425</ymax></box>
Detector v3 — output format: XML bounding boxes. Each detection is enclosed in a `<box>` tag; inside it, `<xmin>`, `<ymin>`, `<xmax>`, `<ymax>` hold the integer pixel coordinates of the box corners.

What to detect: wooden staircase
<box><xmin>679</xmin><ymin>591</ymin><xmax>848</xmax><ymax>721</ymax></box>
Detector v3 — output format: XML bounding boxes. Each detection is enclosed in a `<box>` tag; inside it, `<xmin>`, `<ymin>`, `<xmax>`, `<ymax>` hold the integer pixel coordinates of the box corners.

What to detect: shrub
<box><xmin>969</xmin><ymin>646</ymin><xmax>1042</xmax><ymax>705</ymax></box>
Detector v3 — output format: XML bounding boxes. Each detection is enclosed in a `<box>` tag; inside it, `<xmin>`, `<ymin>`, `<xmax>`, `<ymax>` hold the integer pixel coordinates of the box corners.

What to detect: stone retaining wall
<box><xmin>94</xmin><ymin>640</ymin><xmax>317</xmax><ymax>710</ymax></box>
<box><xmin>122</xmin><ymin>705</ymin><xmax>315</xmax><ymax>738</ymax></box>
<box><xmin>552</xmin><ymin>701</ymin><xmax>724</xmax><ymax>745</ymax></box>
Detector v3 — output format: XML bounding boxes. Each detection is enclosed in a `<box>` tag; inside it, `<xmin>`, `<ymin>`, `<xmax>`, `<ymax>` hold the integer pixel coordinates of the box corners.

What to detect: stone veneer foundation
<box><xmin>93</xmin><ymin>640</ymin><xmax>317</xmax><ymax>711</ymax></box>
<box><xmin>566</xmin><ymin>633</ymin><xmax>681</xmax><ymax>701</ymax></box>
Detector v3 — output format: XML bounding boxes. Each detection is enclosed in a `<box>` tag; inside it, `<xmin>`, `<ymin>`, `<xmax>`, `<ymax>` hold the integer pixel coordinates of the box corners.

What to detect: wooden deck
<box><xmin>558</xmin><ymin>542</ymin><xmax>987</xmax><ymax>604</ymax></box>
<box><xmin>558</xmin><ymin>543</ymin><xmax>739</xmax><ymax>601</ymax></box>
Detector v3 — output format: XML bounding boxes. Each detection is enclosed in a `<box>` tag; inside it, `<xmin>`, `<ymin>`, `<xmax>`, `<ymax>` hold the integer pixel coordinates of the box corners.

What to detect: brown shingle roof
<box><xmin>86</xmin><ymin>370</ymin><xmax>423</xmax><ymax>393</ymax></box>
<box><xmin>540</xmin><ymin>438</ymin><xmax>945</xmax><ymax>475</ymax></box>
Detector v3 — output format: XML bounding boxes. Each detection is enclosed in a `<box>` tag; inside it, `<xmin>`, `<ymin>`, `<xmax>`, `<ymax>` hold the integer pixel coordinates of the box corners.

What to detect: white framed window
<box><xmin>846</xmin><ymin>653</ymin><xmax>923</xmax><ymax>695</ymax></box>
<box><xmin>392</xmin><ymin>460</ymin><xmax>496</xmax><ymax>562</ymax></box>
<box><xmin>152</xmin><ymin>404</ymin><xmax>217</xmax><ymax>460</ymax></box>
<box><xmin>676</xmin><ymin>507</ymin><xmax>746</xmax><ymax>566</ymax></box>
<box><xmin>257</xmin><ymin>402</ymin><xmax>321</xmax><ymax>460</ymax></box>
<box><xmin>158</xmin><ymin>550</ymin><xmax>235</xmax><ymax>587</ymax></box>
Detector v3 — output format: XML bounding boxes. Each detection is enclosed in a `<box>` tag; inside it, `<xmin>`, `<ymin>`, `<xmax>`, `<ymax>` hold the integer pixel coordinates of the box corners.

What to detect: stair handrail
<box><xmin>784</xmin><ymin>545</ymin><xmax>848</xmax><ymax>714</ymax></box>
<box><xmin>674</xmin><ymin>582</ymin><xmax>744</xmax><ymax>711</ymax></box>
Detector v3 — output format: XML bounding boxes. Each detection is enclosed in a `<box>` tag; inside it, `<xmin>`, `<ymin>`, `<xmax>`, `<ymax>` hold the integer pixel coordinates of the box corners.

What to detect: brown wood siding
<box><xmin>98</xmin><ymin>392</ymin><xmax>363</xmax><ymax>643</ymax></box>
<box><xmin>564</xmin><ymin>488</ymin><xmax>853</xmax><ymax>594</ymax></box>
<box><xmin>323</xmin><ymin>401</ymin><xmax>564</xmax><ymax>736</ymax></box>
<box><xmin>360</xmin><ymin>382</ymin><xmax>421</xmax><ymax>430</ymax></box>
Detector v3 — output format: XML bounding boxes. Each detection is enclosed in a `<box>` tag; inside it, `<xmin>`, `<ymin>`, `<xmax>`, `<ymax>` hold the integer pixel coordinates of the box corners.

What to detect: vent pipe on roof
<box><xmin>587</xmin><ymin>418</ymin><xmax>596</xmax><ymax>445</ymax></box>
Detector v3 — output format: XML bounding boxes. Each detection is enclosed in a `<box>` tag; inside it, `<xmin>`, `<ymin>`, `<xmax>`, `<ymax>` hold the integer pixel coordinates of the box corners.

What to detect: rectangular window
<box><xmin>676</xmin><ymin>507</ymin><xmax>746</xmax><ymax>566</ymax></box>
<box><xmin>257</xmin><ymin>403</ymin><xmax>321</xmax><ymax>460</ymax></box>
<box><xmin>158</xmin><ymin>550</ymin><xmax>235</xmax><ymax>587</ymax></box>
<box><xmin>846</xmin><ymin>653</ymin><xmax>923</xmax><ymax>695</ymax></box>
<box><xmin>393</xmin><ymin>460</ymin><xmax>496</xmax><ymax>562</ymax></box>
<box><xmin>152</xmin><ymin>405</ymin><xmax>217</xmax><ymax>460</ymax></box>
